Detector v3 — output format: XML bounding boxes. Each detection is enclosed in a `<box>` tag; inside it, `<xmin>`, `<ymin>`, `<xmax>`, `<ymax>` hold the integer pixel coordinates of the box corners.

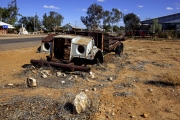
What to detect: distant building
<box><xmin>140</xmin><ymin>12</ymin><xmax>180</xmax><ymax>31</ymax></box>
<box><xmin>64</xmin><ymin>23</ymin><xmax>86</xmax><ymax>32</ymax></box>
<box><xmin>0</xmin><ymin>21</ymin><xmax>14</xmax><ymax>34</ymax></box>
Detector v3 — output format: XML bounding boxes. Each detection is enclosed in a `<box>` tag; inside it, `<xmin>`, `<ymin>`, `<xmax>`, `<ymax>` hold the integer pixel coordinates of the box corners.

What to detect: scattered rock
<box><xmin>61</xmin><ymin>81</ymin><xmax>65</xmax><ymax>84</ymax></box>
<box><xmin>113</xmin><ymin>91</ymin><xmax>134</xmax><ymax>97</ymax></box>
<box><xmin>74</xmin><ymin>92</ymin><xmax>89</xmax><ymax>114</ymax></box>
<box><xmin>8</xmin><ymin>83</ymin><xmax>13</xmax><ymax>86</ymax></box>
<box><xmin>108</xmin><ymin>77</ymin><xmax>113</xmax><ymax>81</ymax></box>
<box><xmin>31</xmin><ymin>66</ymin><xmax>36</xmax><ymax>69</ymax></box>
<box><xmin>56</xmin><ymin>72</ymin><xmax>62</xmax><ymax>77</ymax></box>
<box><xmin>32</xmin><ymin>70</ymin><xmax>37</xmax><ymax>74</ymax></box>
<box><xmin>41</xmin><ymin>70</ymin><xmax>50</xmax><ymax>76</ymax></box>
<box><xmin>141</xmin><ymin>113</ymin><xmax>148</xmax><ymax>118</ymax></box>
<box><xmin>81</xmin><ymin>72</ymin><xmax>87</xmax><ymax>79</ymax></box>
<box><xmin>130</xmin><ymin>115</ymin><xmax>135</xmax><ymax>118</ymax></box>
<box><xmin>92</xmin><ymin>87</ymin><xmax>97</xmax><ymax>91</ymax></box>
<box><xmin>41</xmin><ymin>74</ymin><xmax>47</xmax><ymax>78</ymax></box>
<box><xmin>85</xmin><ymin>89</ymin><xmax>89</xmax><ymax>92</ymax></box>
<box><xmin>26</xmin><ymin>77</ymin><xmax>37</xmax><ymax>87</ymax></box>
<box><xmin>148</xmin><ymin>88</ymin><xmax>153</xmax><ymax>92</ymax></box>
<box><xmin>73</xmin><ymin>75</ymin><xmax>77</xmax><ymax>79</ymax></box>
<box><xmin>89</xmin><ymin>71</ymin><xmax>93</xmax><ymax>75</ymax></box>
<box><xmin>62</xmin><ymin>73</ymin><xmax>66</xmax><ymax>77</ymax></box>
<box><xmin>112</xmin><ymin>112</ymin><xmax>115</xmax><ymax>116</ymax></box>
<box><xmin>68</xmin><ymin>76</ymin><xmax>73</xmax><ymax>80</ymax></box>
<box><xmin>90</xmin><ymin>74</ymin><xmax>95</xmax><ymax>79</ymax></box>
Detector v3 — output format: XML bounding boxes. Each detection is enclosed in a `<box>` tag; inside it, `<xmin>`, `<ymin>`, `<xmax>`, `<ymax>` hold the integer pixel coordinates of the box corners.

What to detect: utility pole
<box><xmin>34</xmin><ymin>12</ymin><xmax>37</xmax><ymax>33</ymax></box>
<box><xmin>34</xmin><ymin>14</ymin><xmax>35</xmax><ymax>32</ymax></box>
<box><xmin>75</xmin><ymin>21</ymin><xmax>76</xmax><ymax>35</ymax></box>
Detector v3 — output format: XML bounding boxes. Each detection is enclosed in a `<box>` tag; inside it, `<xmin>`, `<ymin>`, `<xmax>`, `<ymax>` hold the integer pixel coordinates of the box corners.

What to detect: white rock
<box><xmin>61</xmin><ymin>81</ymin><xmax>65</xmax><ymax>84</ymax></box>
<box><xmin>8</xmin><ymin>83</ymin><xmax>13</xmax><ymax>86</ymax></box>
<box><xmin>68</xmin><ymin>76</ymin><xmax>73</xmax><ymax>80</ymax></box>
<box><xmin>62</xmin><ymin>73</ymin><xmax>66</xmax><ymax>77</ymax></box>
<box><xmin>90</xmin><ymin>74</ymin><xmax>95</xmax><ymax>79</ymax></box>
<box><xmin>85</xmin><ymin>89</ymin><xmax>89</xmax><ymax>92</ymax></box>
<box><xmin>42</xmin><ymin>74</ymin><xmax>47</xmax><ymax>78</ymax></box>
<box><xmin>93</xmin><ymin>87</ymin><xmax>97</xmax><ymax>91</ymax></box>
<box><xmin>74</xmin><ymin>92</ymin><xmax>89</xmax><ymax>114</ymax></box>
<box><xmin>31</xmin><ymin>66</ymin><xmax>35</xmax><ymax>69</ymax></box>
<box><xmin>41</xmin><ymin>70</ymin><xmax>50</xmax><ymax>76</ymax></box>
<box><xmin>73</xmin><ymin>75</ymin><xmax>78</xmax><ymax>79</ymax></box>
<box><xmin>26</xmin><ymin>77</ymin><xmax>37</xmax><ymax>87</ymax></box>
<box><xmin>148</xmin><ymin>88</ymin><xmax>153</xmax><ymax>92</ymax></box>
<box><xmin>89</xmin><ymin>71</ymin><xmax>93</xmax><ymax>75</ymax></box>
<box><xmin>108</xmin><ymin>77</ymin><xmax>113</xmax><ymax>81</ymax></box>
<box><xmin>56</xmin><ymin>72</ymin><xmax>62</xmax><ymax>77</ymax></box>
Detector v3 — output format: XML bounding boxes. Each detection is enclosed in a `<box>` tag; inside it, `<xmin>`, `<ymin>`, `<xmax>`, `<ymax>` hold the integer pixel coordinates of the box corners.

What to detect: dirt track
<box><xmin>0</xmin><ymin>39</ymin><xmax>180</xmax><ymax>120</ymax></box>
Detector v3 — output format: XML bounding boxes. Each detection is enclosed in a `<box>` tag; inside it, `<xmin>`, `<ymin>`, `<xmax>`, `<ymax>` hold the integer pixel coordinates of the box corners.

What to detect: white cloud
<box><xmin>97</xmin><ymin>0</ymin><xmax>105</xmax><ymax>2</ymax></box>
<box><xmin>43</xmin><ymin>5</ymin><xmax>60</xmax><ymax>9</ymax></box>
<box><xmin>177</xmin><ymin>7</ymin><xmax>179</xmax><ymax>9</ymax></box>
<box><xmin>175</xmin><ymin>3</ymin><xmax>180</xmax><ymax>6</ymax></box>
<box><xmin>137</xmin><ymin>15</ymin><xmax>140</xmax><ymax>17</ymax></box>
<box><xmin>137</xmin><ymin>5</ymin><xmax>144</xmax><ymax>8</ymax></box>
<box><xmin>82</xmin><ymin>9</ymin><xmax>87</xmax><ymax>12</ymax></box>
<box><xmin>124</xmin><ymin>9</ymin><xmax>127</xmax><ymax>12</ymax></box>
<box><xmin>166</xmin><ymin>7</ymin><xmax>173</xmax><ymax>10</ymax></box>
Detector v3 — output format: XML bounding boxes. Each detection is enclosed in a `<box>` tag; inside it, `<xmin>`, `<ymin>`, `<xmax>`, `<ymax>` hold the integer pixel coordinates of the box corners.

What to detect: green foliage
<box><xmin>110</xmin><ymin>8</ymin><xmax>122</xmax><ymax>26</ymax></box>
<box><xmin>113</xmin><ymin>25</ymin><xmax>119</xmax><ymax>32</ymax></box>
<box><xmin>0</xmin><ymin>0</ymin><xmax>20</xmax><ymax>25</ymax></box>
<box><xmin>123</xmin><ymin>13</ymin><xmax>140</xmax><ymax>31</ymax></box>
<box><xmin>17</xmin><ymin>15</ymin><xmax>41</xmax><ymax>32</ymax></box>
<box><xmin>149</xmin><ymin>19</ymin><xmax>162</xmax><ymax>34</ymax></box>
<box><xmin>103</xmin><ymin>24</ymin><xmax>111</xmax><ymax>32</ymax></box>
<box><xmin>43</xmin><ymin>11</ymin><xmax>64</xmax><ymax>31</ymax></box>
<box><xmin>119</xmin><ymin>26</ymin><xmax>125</xmax><ymax>30</ymax></box>
<box><xmin>102</xmin><ymin>8</ymin><xmax>122</xmax><ymax>31</ymax></box>
<box><xmin>102</xmin><ymin>10</ymin><xmax>111</xmax><ymax>25</ymax></box>
<box><xmin>81</xmin><ymin>4</ymin><xmax>122</xmax><ymax>31</ymax></box>
<box><xmin>81</xmin><ymin>3</ymin><xmax>103</xmax><ymax>30</ymax></box>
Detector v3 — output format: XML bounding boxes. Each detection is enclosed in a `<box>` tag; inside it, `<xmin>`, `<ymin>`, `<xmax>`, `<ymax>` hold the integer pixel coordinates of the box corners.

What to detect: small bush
<box><xmin>158</xmin><ymin>31</ymin><xmax>168</xmax><ymax>38</ymax></box>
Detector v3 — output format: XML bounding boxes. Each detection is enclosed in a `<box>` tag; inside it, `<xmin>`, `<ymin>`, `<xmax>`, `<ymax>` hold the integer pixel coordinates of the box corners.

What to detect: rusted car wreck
<box><xmin>31</xmin><ymin>32</ymin><xmax>124</xmax><ymax>72</ymax></box>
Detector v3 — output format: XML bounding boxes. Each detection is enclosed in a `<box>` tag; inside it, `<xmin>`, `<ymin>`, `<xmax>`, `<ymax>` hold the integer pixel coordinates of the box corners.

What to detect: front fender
<box><xmin>87</xmin><ymin>47</ymin><xmax>103</xmax><ymax>63</ymax></box>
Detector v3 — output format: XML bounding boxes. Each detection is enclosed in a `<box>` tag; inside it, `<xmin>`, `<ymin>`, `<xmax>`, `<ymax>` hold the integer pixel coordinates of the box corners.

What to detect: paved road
<box><xmin>0</xmin><ymin>35</ymin><xmax>46</xmax><ymax>51</ymax></box>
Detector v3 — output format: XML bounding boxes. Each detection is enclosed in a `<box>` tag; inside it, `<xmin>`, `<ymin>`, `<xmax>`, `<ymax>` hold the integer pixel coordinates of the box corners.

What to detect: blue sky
<box><xmin>1</xmin><ymin>0</ymin><xmax>180</xmax><ymax>27</ymax></box>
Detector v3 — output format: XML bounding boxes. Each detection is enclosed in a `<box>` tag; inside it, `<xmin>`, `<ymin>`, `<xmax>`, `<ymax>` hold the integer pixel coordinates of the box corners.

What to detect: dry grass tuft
<box><xmin>151</xmin><ymin>49</ymin><xmax>158</xmax><ymax>54</ymax></box>
<box><xmin>161</xmin><ymin>69</ymin><xmax>180</xmax><ymax>86</ymax></box>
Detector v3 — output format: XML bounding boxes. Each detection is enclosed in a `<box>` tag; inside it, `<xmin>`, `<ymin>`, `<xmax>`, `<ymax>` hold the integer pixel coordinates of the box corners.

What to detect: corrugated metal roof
<box><xmin>163</xmin><ymin>19</ymin><xmax>180</xmax><ymax>23</ymax></box>
<box><xmin>41</xmin><ymin>34</ymin><xmax>57</xmax><ymax>42</ymax></box>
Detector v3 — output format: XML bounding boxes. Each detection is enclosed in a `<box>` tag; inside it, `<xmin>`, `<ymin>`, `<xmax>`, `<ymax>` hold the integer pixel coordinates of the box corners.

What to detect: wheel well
<box><xmin>94</xmin><ymin>50</ymin><xmax>103</xmax><ymax>63</ymax></box>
